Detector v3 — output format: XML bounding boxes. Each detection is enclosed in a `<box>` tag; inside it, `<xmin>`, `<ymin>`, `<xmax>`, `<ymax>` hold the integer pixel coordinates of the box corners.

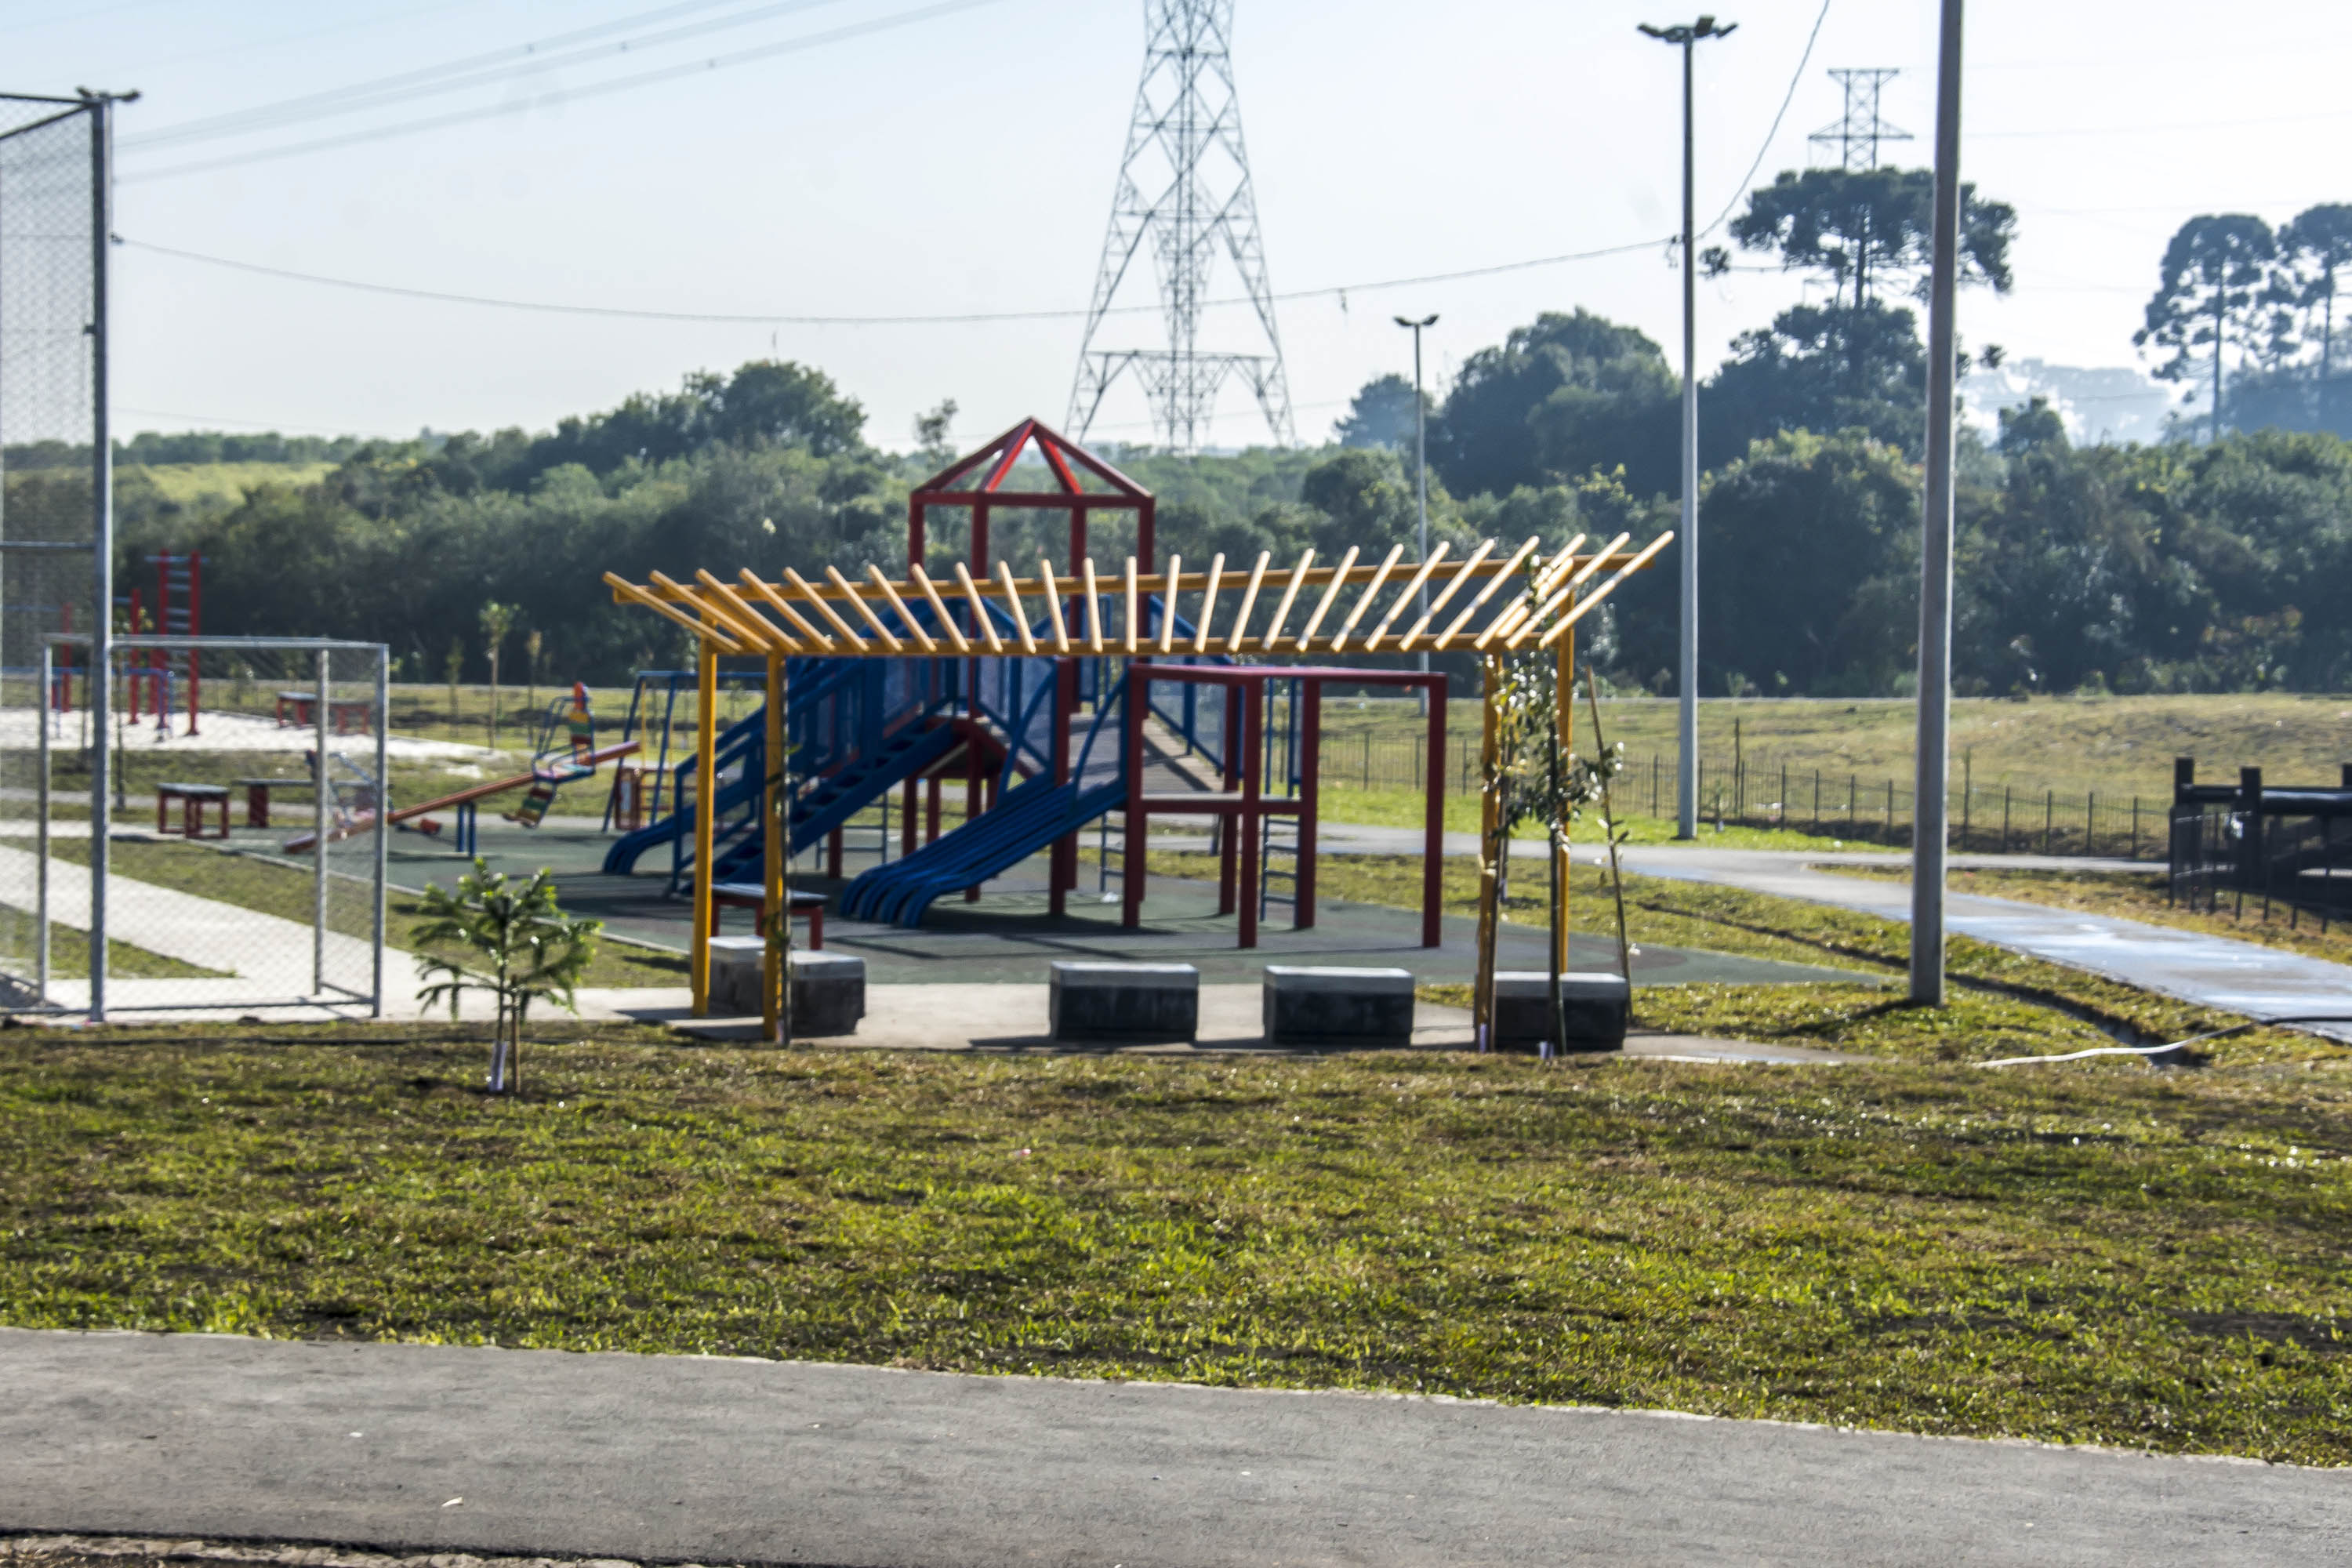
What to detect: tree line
<box><xmin>11</xmin><ymin>165</ymin><xmax>2352</xmax><ymax>697</ymax></box>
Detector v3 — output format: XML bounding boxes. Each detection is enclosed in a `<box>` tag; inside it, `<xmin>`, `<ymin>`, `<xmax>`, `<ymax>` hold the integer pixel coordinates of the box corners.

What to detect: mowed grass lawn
<box><xmin>2</xmin><ymin>1027</ymin><xmax>2348</xmax><ymax>1462</ymax></box>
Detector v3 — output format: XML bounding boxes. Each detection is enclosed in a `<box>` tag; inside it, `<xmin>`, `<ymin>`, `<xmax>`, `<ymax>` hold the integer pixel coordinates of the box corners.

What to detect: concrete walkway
<box><xmin>1610</xmin><ymin>846</ymin><xmax>2352</xmax><ymax>1045</ymax></box>
<box><xmin>1276</xmin><ymin>825</ymin><xmax>2352</xmax><ymax>1045</ymax></box>
<box><xmin>2</xmin><ymin>1330</ymin><xmax>2341</xmax><ymax>1567</ymax></box>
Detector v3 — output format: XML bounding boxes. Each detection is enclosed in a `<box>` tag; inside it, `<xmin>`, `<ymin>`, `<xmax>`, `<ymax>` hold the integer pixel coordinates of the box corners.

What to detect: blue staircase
<box><xmin>602</xmin><ymin>594</ymin><xmax>1061</xmax><ymax>894</ymax></box>
<box><xmin>841</xmin><ymin>674</ymin><xmax>1132</xmax><ymax>927</ymax></box>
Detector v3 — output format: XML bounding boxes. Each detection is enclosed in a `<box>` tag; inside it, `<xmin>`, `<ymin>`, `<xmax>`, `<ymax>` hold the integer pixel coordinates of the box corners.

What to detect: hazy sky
<box><xmin>13</xmin><ymin>0</ymin><xmax>2346</xmax><ymax>451</ymax></box>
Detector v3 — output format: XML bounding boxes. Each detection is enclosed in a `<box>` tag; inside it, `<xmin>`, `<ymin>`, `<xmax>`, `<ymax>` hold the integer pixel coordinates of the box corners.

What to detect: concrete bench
<box><xmin>1262</xmin><ymin>965</ymin><xmax>1415</xmax><ymax>1047</ymax></box>
<box><xmin>155</xmin><ymin>782</ymin><xmax>230</xmax><ymax>840</ymax></box>
<box><xmin>1051</xmin><ymin>960</ymin><xmax>1198</xmax><ymax>1044</ymax></box>
<box><xmin>705</xmin><ymin>937</ymin><xmax>864</xmax><ymax>1036</ymax></box>
<box><xmin>1491</xmin><ymin>971</ymin><xmax>1631</xmax><ymax>1053</ymax></box>
<box><xmin>788</xmin><ymin>950</ymin><xmax>866</xmax><ymax>1037</ymax></box>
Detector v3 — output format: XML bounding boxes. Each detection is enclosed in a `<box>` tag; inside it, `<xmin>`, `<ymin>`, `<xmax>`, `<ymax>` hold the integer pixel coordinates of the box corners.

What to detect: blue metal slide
<box><xmin>840</xmin><ymin>675</ymin><xmax>1131</xmax><ymax>928</ymax></box>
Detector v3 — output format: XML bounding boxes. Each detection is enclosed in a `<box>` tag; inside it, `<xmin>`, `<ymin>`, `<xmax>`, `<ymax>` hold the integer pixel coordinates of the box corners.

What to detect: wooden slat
<box><xmin>1260</xmin><ymin>549</ymin><xmax>1316</xmax><ymax>647</ymax></box>
<box><xmin>783</xmin><ymin>568</ymin><xmax>864</xmax><ymax>648</ymax></box>
<box><xmin>826</xmin><ymin>564</ymin><xmax>902</xmax><ymax>651</ymax></box>
<box><xmin>907</xmin><ymin>564</ymin><xmax>970</xmax><ymax>654</ymax></box>
<box><xmin>1157</xmin><ymin>552</ymin><xmax>1182</xmax><ymax>654</ymax></box>
<box><xmin>982</xmin><ymin>561</ymin><xmax>1025</xmax><ymax>654</ymax></box>
<box><xmin>608</xmin><ymin>573</ymin><xmax>748</xmax><ymax>654</ymax></box>
<box><xmin>1192</xmin><ymin>553</ymin><xmax>1226</xmax><ymax>652</ymax></box>
<box><xmin>1534</xmin><ymin>532</ymin><xmax>1673</xmax><ymax>648</ymax></box>
<box><xmin>1364</xmin><ymin>543</ymin><xmax>1450</xmax><ymax>650</ymax></box>
<box><xmin>1433</xmin><ymin>537</ymin><xmax>1541</xmax><ymax>649</ymax></box>
<box><xmin>1330</xmin><ymin>543</ymin><xmax>1403</xmax><ymax>652</ymax></box>
<box><xmin>1040</xmin><ymin>561</ymin><xmax>1073</xmax><ymax>653</ymax></box>
<box><xmin>1496</xmin><ymin>535</ymin><xmax>1620</xmax><ymax>651</ymax></box>
<box><xmin>1294</xmin><ymin>545</ymin><xmax>1357</xmax><ymax>648</ymax></box>
<box><xmin>1397</xmin><ymin>538</ymin><xmax>1500</xmax><ymax>650</ymax></box>
<box><xmin>1227</xmin><ymin>551</ymin><xmax>1271</xmax><ymax>655</ymax></box>
<box><xmin>866</xmin><ymin>564</ymin><xmax>937</xmax><ymax>652</ymax></box>
<box><xmin>691</xmin><ymin>571</ymin><xmax>786</xmax><ymax>652</ymax></box>
<box><xmin>1122</xmin><ymin>556</ymin><xmax>1139</xmax><ymax>655</ymax></box>
<box><xmin>974</xmin><ymin>561</ymin><xmax>1021</xmax><ymax>653</ymax></box>
<box><xmin>738</xmin><ymin>569</ymin><xmax>837</xmax><ymax>651</ymax></box>
<box><xmin>1081</xmin><ymin>557</ymin><xmax>1105</xmax><ymax>652</ymax></box>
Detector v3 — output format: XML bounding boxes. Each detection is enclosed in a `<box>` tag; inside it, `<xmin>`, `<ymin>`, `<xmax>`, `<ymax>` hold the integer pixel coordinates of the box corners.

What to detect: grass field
<box><xmin>1305</xmin><ymin>691</ymin><xmax>2352</xmax><ymax>802</ymax></box>
<box><xmin>1136</xmin><ymin>846</ymin><xmax>2333</xmax><ymax>1068</ymax></box>
<box><xmin>120</xmin><ymin>461</ymin><xmax>336</xmax><ymax>509</ymax></box>
<box><xmin>2</xmin><ymin>1025</ymin><xmax>2347</xmax><ymax>1462</ymax></box>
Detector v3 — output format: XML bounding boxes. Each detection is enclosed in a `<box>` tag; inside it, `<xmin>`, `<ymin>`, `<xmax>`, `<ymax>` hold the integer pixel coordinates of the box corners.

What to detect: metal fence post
<box><xmin>314</xmin><ymin>647</ymin><xmax>328</xmax><ymax>995</ymax></box>
<box><xmin>87</xmin><ymin>96</ymin><xmax>116</xmax><ymax>1025</ymax></box>
<box><xmin>373</xmin><ymin>644</ymin><xmax>389</xmax><ymax>1018</ymax></box>
<box><xmin>37</xmin><ymin>644</ymin><xmax>51</xmax><ymax>1008</ymax></box>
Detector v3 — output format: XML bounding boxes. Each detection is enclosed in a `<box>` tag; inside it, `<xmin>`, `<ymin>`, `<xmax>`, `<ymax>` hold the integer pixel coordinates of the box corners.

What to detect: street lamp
<box><xmin>1395</xmin><ymin>313</ymin><xmax>1438</xmax><ymax>716</ymax></box>
<box><xmin>1638</xmin><ymin>14</ymin><xmax>1734</xmax><ymax>841</ymax></box>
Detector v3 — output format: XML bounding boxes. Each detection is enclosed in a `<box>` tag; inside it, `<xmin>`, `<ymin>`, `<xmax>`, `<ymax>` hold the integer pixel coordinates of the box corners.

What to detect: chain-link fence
<box><xmin>2</xmin><ymin>636</ymin><xmax>389</xmax><ymax>1018</ymax></box>
<box><xmin>0</xmin><ymin>94</ymin><xmax>107</xmax><ymax>1012</ymax></box>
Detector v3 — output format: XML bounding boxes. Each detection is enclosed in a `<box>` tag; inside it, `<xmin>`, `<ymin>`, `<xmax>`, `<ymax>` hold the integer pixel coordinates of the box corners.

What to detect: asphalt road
<box><xmin>2</xmin><ymin>1330</ymin><xmax>2344</xmax><ymax>1566</ymax></box>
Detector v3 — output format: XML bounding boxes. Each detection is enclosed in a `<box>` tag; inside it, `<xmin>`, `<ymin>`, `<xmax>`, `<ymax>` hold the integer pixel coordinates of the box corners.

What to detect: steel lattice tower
<box><xmin>1808</xmin><ymin>67</ymin><xmax>1911</xmax><ymax>170</ymax></box>
<box><xmin>1069</xmin><ymin>0</ymin><xmax>1293</xmax><ymax>453</ymax></box>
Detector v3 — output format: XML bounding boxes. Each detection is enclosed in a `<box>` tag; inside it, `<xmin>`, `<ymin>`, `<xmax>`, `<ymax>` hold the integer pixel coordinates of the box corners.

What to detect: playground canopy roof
<box><xmin>604</xmin><ymin>528</ymin><xmax>1671</xmax><ymax>660</ymax></box>
<box><xmin>909</xmin><ymin>417</ymin><xmax>1152</xmax><ymax>510</ymax></box>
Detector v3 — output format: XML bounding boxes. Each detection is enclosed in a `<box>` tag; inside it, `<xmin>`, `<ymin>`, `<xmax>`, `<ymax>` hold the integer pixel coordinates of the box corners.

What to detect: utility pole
<box><xmin>1911</xmin><ymin>0</ymin><xmax>1965</xmax><ymax>1005</ymax></box>
<box><xmin>1639</xmin><ymin>14</ymin><xmax>1734</xmax><ymax>841</ymax></box>
<box><xmin>1396</xmin><ymin>313</ymin><xmax>1437</xmax><ymax>717</ymax></box>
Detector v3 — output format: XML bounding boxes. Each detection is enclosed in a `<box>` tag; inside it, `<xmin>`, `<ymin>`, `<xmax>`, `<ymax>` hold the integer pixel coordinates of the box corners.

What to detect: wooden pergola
<box><xmin>605</xmin><ymin>524</ymin><xmax>1670</xmax><ymax>1039</ymax></box>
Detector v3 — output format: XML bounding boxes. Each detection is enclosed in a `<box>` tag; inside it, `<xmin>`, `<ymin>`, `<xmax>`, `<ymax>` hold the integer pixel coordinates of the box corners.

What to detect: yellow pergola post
<box><xmin>689</xmin><ymin>626</ymin><xmax>717</xmax><ymax>1017</ymax></box>
<box><xmin>1475</xmin><ymin>652</ymin><xmax>1500</xmax><ymax>1039</ymax></box>
<box><xmin>763</xmin><ymin>649</ymin><xmax>788</xmax><ymax>1043</ymax></box>
<box><xmin>1555</xmin><ymin>597</ymin><xmax>1574</xmax><ymax>978</ymax></box>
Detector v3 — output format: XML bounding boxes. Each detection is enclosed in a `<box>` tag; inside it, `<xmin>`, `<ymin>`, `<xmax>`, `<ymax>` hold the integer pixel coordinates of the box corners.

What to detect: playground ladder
<box><xmin>1258</xmin><ymin>813</ymin><xmax>1299</xmax><ymax>922</ymax></box>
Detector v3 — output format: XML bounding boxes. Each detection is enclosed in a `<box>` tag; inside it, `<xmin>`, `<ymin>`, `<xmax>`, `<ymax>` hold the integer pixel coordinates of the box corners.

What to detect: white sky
<box><xmin>11</xmin><ymin>0</ymin><xmax>2342</xmax><ymax>451</ymax></box>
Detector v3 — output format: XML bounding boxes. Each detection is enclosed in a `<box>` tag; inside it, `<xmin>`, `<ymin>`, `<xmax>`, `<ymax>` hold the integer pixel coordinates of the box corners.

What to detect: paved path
<box><xmin>1610</xmin><ymin>847</ymin><xmax>2352</xmax><ymax>1045</ymax></box>
<box><xmin>1</xmin><ymin>1330</ymin><xmax>2341</xmax><ymax>1567</ymax></box>
<box><xmin>1272</xmin><ymin>826</ymin><xmax>2352</xmax><ymax>1045</ymax></box>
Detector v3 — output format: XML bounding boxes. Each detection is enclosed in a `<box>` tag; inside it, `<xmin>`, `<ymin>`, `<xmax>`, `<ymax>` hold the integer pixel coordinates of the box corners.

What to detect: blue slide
<box><xmin>841</xmin><ymin>677</ymin><xmax>1129</xmax><ymax>928</ymax></box>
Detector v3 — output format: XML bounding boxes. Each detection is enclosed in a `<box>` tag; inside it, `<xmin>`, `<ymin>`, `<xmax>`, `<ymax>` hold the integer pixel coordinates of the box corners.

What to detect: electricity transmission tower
<box><xmin>1069</xmin><ymin>0</ymin><xmax>1294</xmax><ymax>454</ymax></box>
<box><xmin>1809</xmin><ymin>67</ymin><xmax>1911</xmax><ymax>170</ymax></box>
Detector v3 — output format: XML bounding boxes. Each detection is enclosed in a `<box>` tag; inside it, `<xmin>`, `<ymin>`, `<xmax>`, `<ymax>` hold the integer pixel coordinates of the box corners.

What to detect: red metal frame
<box><xmin>1120</xmin><ymin>665</ymin><xmax>1447</xmax><ymax>950</ymax></box>
<box><xmin>909</xmin><ymin>418</ymin><xmax>1158</xmax><ymax>916</ymax></box>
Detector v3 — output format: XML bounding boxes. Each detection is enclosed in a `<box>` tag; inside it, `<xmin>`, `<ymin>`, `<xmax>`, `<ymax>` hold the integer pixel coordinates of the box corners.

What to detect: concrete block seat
<box><xmin>1051</xmin><ymin>961</ymin><xmax>1199</xmax><ymax>1044</ymax></box>
<box><xmin>705</xmin><ymin>938</ymin><xmax>865</xmax><ymax>1036</ymax></box>
<box><xmin>1491</xmin><ymin>970</ymin><xmax>1631</xmax><ymax>1053</ymax></box>
<box><xmin>1262</xmin><ymin>965</ymin><xmax>1415</xmax><ymax>1047</ymax></box>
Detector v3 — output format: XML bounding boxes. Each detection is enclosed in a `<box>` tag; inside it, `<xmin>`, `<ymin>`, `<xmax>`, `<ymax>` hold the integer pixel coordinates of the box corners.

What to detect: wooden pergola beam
<box><xmin>606</xmin><ymin>536</ymin><xmax>1671</xmax><ymax>660</ymax></box>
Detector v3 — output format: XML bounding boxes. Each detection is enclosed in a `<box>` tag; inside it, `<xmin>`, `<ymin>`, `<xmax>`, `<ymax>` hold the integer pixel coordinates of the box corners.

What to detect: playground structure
<box><xmin>285</xmin><ymin>683</ymin><xmax>637</xmax><ymax>855</ymax></box>
<box><xmin>122</xmin><ymin>554</ymin><xmax>204</xmax><ymax>735</ymax></box>
<box><xmin>603</xmin><ymin>417</ymin><xmax>1670</xmax><ymax>1036</ymax></box>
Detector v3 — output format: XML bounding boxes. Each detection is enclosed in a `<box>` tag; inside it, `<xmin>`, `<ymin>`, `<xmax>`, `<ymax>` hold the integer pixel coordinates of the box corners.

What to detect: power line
<box><xmin>1701</xmin><ymin>0</ymin><xmax>1830</xmax><ymax>237</ymax></box>
<box><xmin>125</xmin><ymin>0</ymin><xmax>847</xmax><ymax>151</ymax></box>
<box><xmin>118</xmin><ymin>0</ymin><xmax>1007</xmax><ymax>182</ymax></box>
<box><xmin>122</xmin><ymin>234</ymin><xmax>1672</xmax><ymax>326</ymax></box>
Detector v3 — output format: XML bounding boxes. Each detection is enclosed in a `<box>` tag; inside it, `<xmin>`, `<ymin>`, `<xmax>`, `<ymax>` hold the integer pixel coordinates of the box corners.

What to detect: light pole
<box><xmin>1395</xmin><ymin>313</ymin><xmax>1438</xmax><ymax>716</ymax></box>
<box><xmin>1639</xmin><ymin>14</ymin><xmax>1733</xmax><ymax>840</ymax></box>
<box><xmin>1911</xmin><ymin>0</ymin><xmax>1965</xmax><ymax>1004</ymax></box>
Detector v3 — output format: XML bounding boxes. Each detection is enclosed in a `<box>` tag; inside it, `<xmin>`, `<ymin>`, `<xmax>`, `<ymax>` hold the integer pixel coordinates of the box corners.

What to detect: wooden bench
<box><xmin>156</xmin><ymin>782</ymin><xmax>230</xmax><ymax>840</ymax></box>
<box><xmin>710</xmin><ymin>881</ymin><xmax>829</xmax><ymax>949</ymax></box>
<box><xmin>232</xmin><ymin>777</ymin><xmax>313</xmax><ymax>829</ymax></box>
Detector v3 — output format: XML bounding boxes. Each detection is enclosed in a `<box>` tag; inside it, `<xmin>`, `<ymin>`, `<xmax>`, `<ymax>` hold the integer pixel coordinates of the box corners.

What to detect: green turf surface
<box><xmin>1</xmin><ymin>1026</ymin><xmax>2347</xmax><ymax>1463</ymax></box>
